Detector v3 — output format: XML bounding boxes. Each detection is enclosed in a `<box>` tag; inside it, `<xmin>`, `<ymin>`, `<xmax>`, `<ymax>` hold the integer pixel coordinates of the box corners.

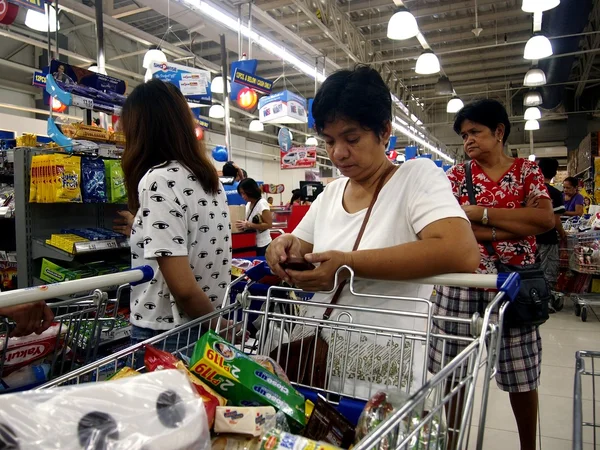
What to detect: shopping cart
<box><xmin>573</xmin><ymin>350</ymin><xmax>599</xmax><ymax>449</ymax></box>
<box><xmin>37</xmin><ymin>264</ymin><xmax>519</xmax><ymax>450</ymax></box>
<box><xmin>0</xmin><ymin>266</ymin><xmax>153</xmax><ymax>389</ymax></box>
<box><xmin>569</xmin><ymin>231</ymin><xmax>600</xmax><ymax>322</ymax></box>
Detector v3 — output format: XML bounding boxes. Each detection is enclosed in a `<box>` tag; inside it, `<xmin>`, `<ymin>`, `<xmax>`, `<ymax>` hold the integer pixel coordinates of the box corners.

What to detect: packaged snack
<box><xmin>81</xmin><ymin>156</ymin><xmax>107</xmax><ymax>203</ymax></box>
<box><xmin>260</xmin><ymin>430</ymin><xmax>341</xmax><ymax>450</ymax></box>
<box><xmin>29</xmin><ymin>155</ymin><xmax>40</xmax><ymax>203</ymax></box>
<box><xmin>144</xmin><ymin>345</ymin><xmax>226</xmax><ymax>427</ymax></box>
<box><xmin>303</xmin><ymin>398</ymin><xmax>355</xmax><ymax>449</ymax></box>
<box><xmin>55</xmin><ymin>154</ymin><xmax>82</xmax><ymax>202</ymax></box>
<box><xmin>190</xmin><ymin>331</ymin><xmax>306</xmax><ymax>430</ymax></box>
<box><xmin>305</xmin><ymin>400</ymin><xmax>315</xmax><ymax>423</ymax></box>
<box><xmin>105</xmin><ymin>159</ymin><xmax>127</xmax><ymax>203</ymax></box>
<box><xmin>107</xmin><ymin>366</ymin><xmax>140</xmax><ymax>381</ymax></box>
<box><xmin>251</xmin><ymin>355</ymin><xmax>291</xmax><ymax>384</ymax></box>
<box><xmin>215</xmin><ymin>406</ymin><xmax>276</xmax><ymax>437</ymax></box>
<box><xmin>212</xmin><ymin>435</ymin><xmax>260</xmax><ymax>450</ymax></box>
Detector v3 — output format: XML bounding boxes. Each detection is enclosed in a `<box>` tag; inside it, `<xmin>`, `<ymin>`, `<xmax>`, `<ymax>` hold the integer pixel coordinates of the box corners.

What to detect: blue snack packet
<box><xmin>81</xmin><ymin>157</ymin><xmax>107</xmax><ymax>203</ymax></box>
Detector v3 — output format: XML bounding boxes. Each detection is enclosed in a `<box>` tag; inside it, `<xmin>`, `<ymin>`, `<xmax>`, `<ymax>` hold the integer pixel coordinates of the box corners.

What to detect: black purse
<box><xmin>465</xmin><ymin>162</ymin><xmax>549</xmax><ymax>328</ymax></box>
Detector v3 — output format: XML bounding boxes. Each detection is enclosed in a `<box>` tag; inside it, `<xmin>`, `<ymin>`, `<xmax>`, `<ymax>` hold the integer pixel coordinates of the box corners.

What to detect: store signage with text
<box><xmin>148</xmin><ymin>61</ymin><xmax>211</xmax><ymax>105</ymax></box>
<box><xmin>32</xmin><ymin>71</ymin><xmax>47</xmax><ymax>88</ymax></box>
<box><xmin>9</xmin><ymin>0</ymin><xmax>44</xmax><ymax>13</ymax></box>
<box><xmin>232</xmin><ymin>68</ymin><xmax>272</xmax><ymax>94</ymax></box>
<box><xmin>281</xmin><ymin>146</ymin><xmax>317</xmax><ymax>170</ymax></box>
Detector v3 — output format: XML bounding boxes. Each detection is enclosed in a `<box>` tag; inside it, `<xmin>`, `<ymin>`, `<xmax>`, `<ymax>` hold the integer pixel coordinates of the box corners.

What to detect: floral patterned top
<box><xmin>447</xmin><ymin>158</ymin><xmax>550</xmax><ymax>274</ymax></box>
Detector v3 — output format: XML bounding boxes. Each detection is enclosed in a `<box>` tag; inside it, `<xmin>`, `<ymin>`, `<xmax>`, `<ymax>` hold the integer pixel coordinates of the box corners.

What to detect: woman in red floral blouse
<box><xmin>428</xmin><ymin>99</ymin><xmax>554</xmax><ymax>450</ymax></box>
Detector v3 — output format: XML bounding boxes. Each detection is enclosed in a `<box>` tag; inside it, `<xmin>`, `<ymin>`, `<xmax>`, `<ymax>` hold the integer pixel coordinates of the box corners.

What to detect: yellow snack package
<box><xmin>55</xmin><ymin>155</ymin><xmax>82</xmax><ymax>203</ymax></box>
<box><xmin>40</xmin><ymin>155</ymin><xmax>48</xmax><ymax>203</ymax></box>
<box><xmin>107</xmin><ymin>367</ymin><xmax>140</xmax><ymax>381</ymax></box>
<box><xmin>29</xmin><ymin>155</ymin><xmax>40</xmax><ymax>203</ymax></box>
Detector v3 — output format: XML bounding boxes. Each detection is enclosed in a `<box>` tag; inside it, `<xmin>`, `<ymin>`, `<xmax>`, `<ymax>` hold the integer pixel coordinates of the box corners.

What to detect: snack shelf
<box><xmin>32</xmin><ymin>237</ymin><xmax>129</xmax><ymax>262</ymax></box>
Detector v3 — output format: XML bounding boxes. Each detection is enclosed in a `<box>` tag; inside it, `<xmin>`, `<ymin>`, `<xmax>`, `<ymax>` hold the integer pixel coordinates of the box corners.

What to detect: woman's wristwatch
<box><xmin>492</xmin><ymin>227</ymin><xmax>497</xmax><ymax>242</ymax></box>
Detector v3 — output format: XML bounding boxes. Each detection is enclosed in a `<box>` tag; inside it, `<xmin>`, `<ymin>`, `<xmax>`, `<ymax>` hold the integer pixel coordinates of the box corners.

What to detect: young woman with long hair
<box><xmin>235</xmin><ymin>178</ymin><xmax>273</xmax><ymax>256</ymax></box>
<box><xmin>121</xmin><ymin>80</ymin><xmax>231</xmax><ymax>346</ymax></box>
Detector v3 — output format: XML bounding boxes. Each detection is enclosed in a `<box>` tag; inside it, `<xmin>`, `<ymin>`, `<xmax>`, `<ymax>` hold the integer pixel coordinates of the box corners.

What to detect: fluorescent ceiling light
<box><xmin>305</xmin><ymin>136</ymin><xmax>318</xmax><ymax>146</ymax></box>
<box><xmin>25</xmin><ymin>4</ymin><xmax>59</xmax><ymax>32</ymax></box>
<box><xmin>525</xmin><ymin>119</ymin><xmax>540</xmax><ymax>131</ymax></box>
<box><xmin>393</xmin><ymin>117</ymin><xmax>453</xmax><ymax>163</ymax></box>
<box><xmin>524</xmin><ymin>90</ymin><xmax>543</xmax><ymax>106</ymax></box>
<box><xmin>211</xmin><ymin>76</ymin><xmax>231</xmax><ymax>94</ymax></box>
<box><xmin>142</xmin><ymin>49</ymin><xmax>167</xmax><ymax>69</ymax></box>
<box><xmin>209</xmin><ymin>104</ymin><xmax>225</xmax><ymax>119</ymax></box>
<box><xmin>524</xmin><ymin>34</ymin><xmax>553</xmax><ymax>60</ymax></box>
<box><xmin>522</xmin><ymin>0</ymin><xmax>560</xmax><ymax>13</ymax></box>
<box><xmin>447</xmin><ymin>96</ymin><xmax>464</xmax><ymax>113</ymax></box>
<box><xmin>523</xmin><ymin>68</ymin><xmax>547</xmax><ymax>86</ymax></box>
<box><xmin>415</xmin><ymin>50</ymin><xmax>440</xmax><ymax>75</ymax></box>
<box><xmin>524</xmin><ymin>106</ymin><xmax>542</xmax><ymax>120</ymax></box>
<box><xmin>249</xmin><ymin>120</ymin><xmax>264</xmax><ymax>132</ymax></box>
<box><xmin>435</xmin><ymin>76</ymin><xmax>453</xmax><ymax>95</ymax></box>
<box><xmin>387</xmin><ymin>7</ymin><xmax>419</xmax><ymax>40</ymax></box>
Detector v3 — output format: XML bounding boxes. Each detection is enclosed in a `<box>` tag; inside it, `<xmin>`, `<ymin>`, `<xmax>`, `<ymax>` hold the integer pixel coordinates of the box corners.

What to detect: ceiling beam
<box><xmin>112</xmin><ymin>6</ymin><xmax>152</xmax><ymax>19</ymax></box>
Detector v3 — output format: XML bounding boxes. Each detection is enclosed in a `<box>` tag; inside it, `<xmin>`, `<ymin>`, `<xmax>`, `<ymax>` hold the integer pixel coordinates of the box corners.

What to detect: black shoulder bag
<box><xmin>465</xmin><ymin>162</ymin><xmax>549</xmax><ymax>328</ymax></box>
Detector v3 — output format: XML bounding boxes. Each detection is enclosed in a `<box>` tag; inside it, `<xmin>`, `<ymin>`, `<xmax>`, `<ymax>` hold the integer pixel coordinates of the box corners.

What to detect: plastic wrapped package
<box><xmin>0</xmin><ymin>370</ymin><xmax>210</xmax><ymax>450</ymax></box>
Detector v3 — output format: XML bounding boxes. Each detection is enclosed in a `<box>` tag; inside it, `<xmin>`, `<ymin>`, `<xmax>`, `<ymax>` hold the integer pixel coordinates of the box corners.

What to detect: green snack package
<box><xmin>190</xmin><ymin>331</ymin><xmax>306</xmax><ymax>430</ymax></box>
<box><xmin>104</xmin><ymin>160</ymin><xmax>127</xmax><ymax>204</ymax></box>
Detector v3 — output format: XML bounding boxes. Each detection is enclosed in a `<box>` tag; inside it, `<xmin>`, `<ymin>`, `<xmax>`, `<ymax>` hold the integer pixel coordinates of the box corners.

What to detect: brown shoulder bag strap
<box><xmin>323</xmin><ymin>164</ymin><xmax>396</xmax><ymax>320</ymax></box>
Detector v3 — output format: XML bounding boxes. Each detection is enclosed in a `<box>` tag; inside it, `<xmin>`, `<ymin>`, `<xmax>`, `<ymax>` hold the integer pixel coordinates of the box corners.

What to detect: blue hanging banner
<box><xmin>387</xmin><ymin>136</ymin><xmax>397</xmax><ymax>152</ymax></box>
<box><xmin>230</xmin><ymin>59</ymin><xmax>258</xmax><ymax>101</ymax></box>
<box><xmin>232</xmin><ymin>68</ymin><xmax>272</xmax><ymax>94</ymax></box>
<box><xmin>9</xmin><ymin>0</ymin><xmax>45</xmax><ymax>13</ymax></box>
<box><xmin>307</xmin><ymin>98</ymin><xmax>315</xmax><ymax>130</ymax></box>
<box><xmin>405</xmin><ymin>145</ymin><xmax>418</xmax><ymax>160</ymax></box>
<box><xmin>32</xmin><ymin>70</ymin><xmax>48</xmax><ymax>88</ymax></box>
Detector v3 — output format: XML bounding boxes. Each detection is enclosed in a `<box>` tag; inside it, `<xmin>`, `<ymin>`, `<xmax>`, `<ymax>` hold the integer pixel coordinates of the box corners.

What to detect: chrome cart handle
<box><xmin>0</xmin><ymin>266</ymin><xmax>154</xmax><ymax>308</ymax></box>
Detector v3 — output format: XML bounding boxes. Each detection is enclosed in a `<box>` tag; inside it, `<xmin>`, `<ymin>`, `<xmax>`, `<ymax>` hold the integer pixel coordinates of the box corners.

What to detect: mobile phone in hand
<box><xmin>280</xmin><ymin>257</ymin><xmax>316</xmax><ymax>272</ymax></box>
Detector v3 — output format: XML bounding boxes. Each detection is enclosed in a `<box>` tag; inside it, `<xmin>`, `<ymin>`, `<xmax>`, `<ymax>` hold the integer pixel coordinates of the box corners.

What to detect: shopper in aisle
<box><xmin>235</xmin><ymin>178</ymin><xmax>273</xmax><ymax>256</ymax></box>
<box><xmin>0</xmin><ymin>302</ymin><xmax>53</xmax><ymax>337</ymax></box>
<box><xmin>536</xmin><ymin>158</ymin><xmax>566</xmax><ymax>303</ymax></box>
<box><xmin>120</xmin><ymin>80</ymin><xmax>232</xmax><ymax>349</ymax></box>
<box><xmin>563</xmin><ymin>176</ymin><xmax>585</xmax><ymax>216</ymax></box>
<box><xmin>266</xmin><ymin>65</ymin><xmax>480</xmax><ymax>396</ymax></box>
<box><xmin>428</xmin><ymin>99</ymin><xmax>554</xmax><ymax>450</ymax></box>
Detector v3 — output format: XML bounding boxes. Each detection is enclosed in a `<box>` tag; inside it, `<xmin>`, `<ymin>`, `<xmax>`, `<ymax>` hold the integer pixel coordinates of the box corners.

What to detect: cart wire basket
<box><xmin>573</xmin><ymin>350</ymin><xmax>599</xmax><ymax>449</ymax></box>
<box><xmin>0</xmin><ymin>267</ymin><xmax>153</xmax><ymax>390</ymax></box>
<box><xmin>34</xmin><ymin>264</ymin><xmax>519</xmax><ymax>450</ymax></box>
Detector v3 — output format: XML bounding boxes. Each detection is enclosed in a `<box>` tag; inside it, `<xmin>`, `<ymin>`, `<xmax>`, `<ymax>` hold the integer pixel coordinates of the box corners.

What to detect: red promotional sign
<box><xmin>280</xmin><ymin>146</ymin><xmax>317</xmax><ymax>170</ymax></box>
<box><xmin>0</xmin><ymin>0</ymin><xmax>19</xmax><ymax>24</ymax></box>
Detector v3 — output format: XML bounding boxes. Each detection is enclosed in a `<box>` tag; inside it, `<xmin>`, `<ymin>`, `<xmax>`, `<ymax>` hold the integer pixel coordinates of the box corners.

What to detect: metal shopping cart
<box><xmin>569</xmin><ymin>231</ymin><xmax>600</xmax><ymax>322</ymax></box>
<box><xmin>36</xmin><ymin>264</ymin><xmax>519</xmax><ymax>450</ymax></box>
<box><xmin>573</xmin><ymin>350</ymin><xmax>599</xmax><ymax>449</ymax></box>
<box><xmin>0</xmin><ymin>267</ymin><xmax>153</xmax><ymax>390</ymax></box>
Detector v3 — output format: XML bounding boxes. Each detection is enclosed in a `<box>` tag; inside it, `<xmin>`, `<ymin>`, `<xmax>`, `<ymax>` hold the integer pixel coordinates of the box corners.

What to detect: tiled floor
<box><xmin>469</xmin><ymin>300</ymin><xmax>600</xmax><ymax>449</ymax></box>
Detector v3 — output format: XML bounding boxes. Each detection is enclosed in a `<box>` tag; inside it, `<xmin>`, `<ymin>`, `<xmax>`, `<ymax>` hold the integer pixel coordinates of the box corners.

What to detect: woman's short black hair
<box><xmin>453</xmin><ymin>99</ymin><xmax>511</xmax><ymax>144</ymax></box>
<box><xmin>564</xmin><ymin>177</ymin><xmax>578</xmax><ymax>188</ymax></box>
<box><xmin>537</xmin><ymin>158</ymin><xmax>559</xmax><ymax>180</ymax></box>
<box><xmin>312</xmin><ymin>65</ymin><xmax>392</xmax><ymax>139</ymax></box>
<box><xmin>237</xmin><ymin>178</ymin><xmax>262</xmax><ymax>200</ymax></box>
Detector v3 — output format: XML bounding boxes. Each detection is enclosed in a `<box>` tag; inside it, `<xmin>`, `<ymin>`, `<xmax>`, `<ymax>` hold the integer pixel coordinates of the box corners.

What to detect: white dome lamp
<box><xmin>387</xmin><ymin>7</ymin><xmax>419</xmax><ymax>40</ymax></box>
<box><xmin>415</xmin><ymin>50</ymin><xmax>440</xmax><ymax>75</ymax></box>
<box><xmin>25</xmin><ymin>4</ymin><xmax>60</xmax><ymax>32</ymax></box>
<box><xmin>144</xmin><ymin>68</ymin><xmax>153</xmax><ymax>82</ymax></box>
<box><xmin>305</xmin><ymin>136</ymin><xmax>318</xmax><ymax>146</ymax></box>
<box><xmin>524</xmin><ymin>106</ymin><xmax>542</xmax><ymax>120</ymax></box>
<box><xmin>211</xmin><ymin>76</ymin><xmax>232</xmax><ymax>94</ymax></box>
<box><xmin>142</xmin><ymin>47</ymin><xmax>167</xmax><ymax>69</ymax></box>
<box><xmin>208</xmin><ymin>104</ymin><xmax>225</xmax><ymax>119</ymax></box>
<box><xmin>524</xmin><ymin>90</ymin><xmax>543</xmax><ymax>107</ymax></box>
<box><xmin>524</xmin><ymin>33</ymin><xmax>553</xmax><ymax>60</ymax></box>
<box><xmin>523</xmin><ymin>67</ymin><xmax>547</xmax><ymax>87</ymax></box>
<box><xmin>446</xmin><ymin>96</ymin><xmax>464</xmax><ymax>113</ymax></box>
<box><xmin>522</xmin><ymin>0</ymin><xmax>560</xmax><ymax>13</ymax></box>
<box><xmin>249</xmin><ymin>120</ymin><xmax>264</xmax><ymax>132</ymax></box>
<box><xmin>525</xmin><ymin>119</ymin><xmax>540</xmax><ymax>131</ymax></box>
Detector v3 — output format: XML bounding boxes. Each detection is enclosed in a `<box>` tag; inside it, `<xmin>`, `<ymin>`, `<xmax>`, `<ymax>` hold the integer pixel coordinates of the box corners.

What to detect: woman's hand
<box><xmin>0</xmin><ymin>302</ymin><xmax>54</xmax><ymax>337</ymax></box>
<box><xmin>461</xmin><ymin>205</ymin><xmax>485</xmax><ymax>223</ymax></box>
<box><xmin>266</xmin><ymin>234</ymin><xmax>303</xmax><ymax>282</ymax></box>
<box><xmin>285</xmin><ymin>251</ymin><xmax>349</xmax><ymax>292</ymax></box>
<box><xmin>236</xmin><ymin>220</ymin><xmax>251</xmax><ymax>231</ymax></box>
<box><xmin>114</xmin><ymin>210</ymin><xmax>134</xmax><ymax>236</ymax></box>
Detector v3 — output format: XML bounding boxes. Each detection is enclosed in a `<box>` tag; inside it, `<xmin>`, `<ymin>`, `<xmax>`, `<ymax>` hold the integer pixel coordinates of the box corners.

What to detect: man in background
<box><xmin>221</xmin><ymin>161</ymin><xmax>247</xmax><ymax>206</ymax></box>
<box><xmin>536</xmin><ymin>158</ymin><xmax>566</xmax><ymax>311</ymax></box>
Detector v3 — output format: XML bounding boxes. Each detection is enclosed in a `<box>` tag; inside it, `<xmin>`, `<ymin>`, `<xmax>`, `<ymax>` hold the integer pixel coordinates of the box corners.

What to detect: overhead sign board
<box><xmin>9</xmin><ymin>0</ymin><xmax>44</xmax><ymax>13</ymax></box>
<box><xmin>232</xmin><ymin>68</ymin><xmax>272</xmax><ymax>94</ymax></box>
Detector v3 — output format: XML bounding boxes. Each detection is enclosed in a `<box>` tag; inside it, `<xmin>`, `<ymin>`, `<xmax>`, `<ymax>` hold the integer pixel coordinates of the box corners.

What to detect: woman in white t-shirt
<box><xmin>120</xmin><ymin>80</ymin><xmax>231</xmax><ymax>349</ymax></box>
<box><xmin>266</xmin><ymin>66</ymin><xmax>480</xmax><ymax>395</ymax></box>
<box><xmin>236</xmin><ymin>178</ymin><xmax>273</xmax><ymax>256</ymax></box>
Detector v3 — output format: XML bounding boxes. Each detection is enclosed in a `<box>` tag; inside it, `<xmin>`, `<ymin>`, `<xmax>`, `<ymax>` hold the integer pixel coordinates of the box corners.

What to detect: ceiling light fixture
<box><xmin>528</xmin><ymin>154</ymin><xmax>537</xmax><ymax>161</ymax></box>
<box><xmin>305</xmin><ymin>136</ymin><xmax>318</xmax><ymax>146</ymax></box>
<box><xmin>249</xmin><ymin>120</ymin><xmax>264</xmax><ymax>132</ymax></box>
<box><xmin>435</xmin><ymin>76</ymin><xmax>453</xmax><ymax>95</ymax></box>
<box><xmin>415</xmin><ymin>50</ymin><xmax>440</xmax><ymax>75</ymax></box>
<box><xmin>209</xmin><ymin>104</ymin><xmax>225</xmax><ymax>119</ymax></box>
<box><xmin>211</xmin><ymin>76</ymin><xmax>231</xmax><ymax>94</ymax></box>
<box><xmin>144</xmin><ymin>69</ymin><xmax>153</xmax><ymax>82</ymax></box>
<box><xmin>522</xmin><ymin>0</ymin><xmax>560</xmax><ymax>13</ymax></box>
<box><xmin>142</xmin><ymin>48</ymin><xmax>167</xmax><ymax>69</ymax></box>
<box><xmin>524</xmin><ymin>33</ymin><xmax>553</xmax><ymax>60</ymax></box>
<box><xmin>525</xmin><ymin>119</ymin><xmax>540</xmax><ymax>131</ymax></box>
<box><xmin>25</xmin><ymin>4</ymin><xmax>60</xmax><ymax>32</ymax></box>
<box><xmin>447</xmin><ymin>96</ymin><xmax>464</xmax><ymax>113</ymax></box>
<box><xmin>387</xmin><ymin>7</ymin><xmax>419</xmax><ymax>40</ymax></box>
<box><xmin>524</xmin><ymin>90</ymin><xmax>543</xmax><ymax>106</ymax></box>
<box><xmin>524</xmin><ymin>106</ymin><xmax>542</xmax><ymax>120</ymax></box>
<box><xmin>523</xmin><ymin>67</ymin><xmax>547</xmax><ymax>86</ymax></box>
<box><xmin>392</xmin><ymin>118</ymin><xmax>453</xmax><ymax>163</ymax></box>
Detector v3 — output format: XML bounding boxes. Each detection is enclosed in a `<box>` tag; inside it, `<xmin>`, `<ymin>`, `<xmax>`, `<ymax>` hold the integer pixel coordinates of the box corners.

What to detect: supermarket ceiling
<box><xmin>0</xmin><ymin>0</ymin><xmax>599</xmax><ymax>148</ymax></box>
